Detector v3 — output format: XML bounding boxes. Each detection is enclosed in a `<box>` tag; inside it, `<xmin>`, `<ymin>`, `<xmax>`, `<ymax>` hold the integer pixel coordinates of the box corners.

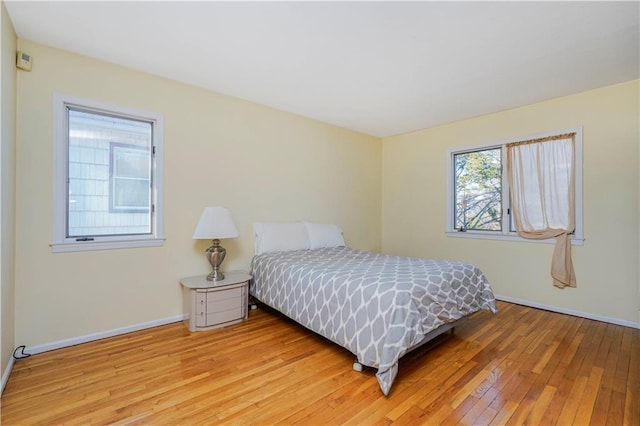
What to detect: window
<box><xmin>52</xmin><ymin>94</ymin><xmax>164</xmax><ymax>252</ymax></box>
<box><xmin>446</xmin><ymin>128</ymin><xmax>583</xmax><ymax>244</ymax></box>
<box><xmin>454</xmin><ymin>148</ymin><xmax>502</xmax><ymax>231</ymax></box>
<box><xmin>110</xmin><ymin>143</ymin><xmax>151</xmax><ymax>213</ymax></box>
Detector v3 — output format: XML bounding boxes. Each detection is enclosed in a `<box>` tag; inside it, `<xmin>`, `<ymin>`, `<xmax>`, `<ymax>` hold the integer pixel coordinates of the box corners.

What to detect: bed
<box><xmin>249</xmin><ymin>222</ymin><xmax>497</xmax><ymax>395</ymax></box>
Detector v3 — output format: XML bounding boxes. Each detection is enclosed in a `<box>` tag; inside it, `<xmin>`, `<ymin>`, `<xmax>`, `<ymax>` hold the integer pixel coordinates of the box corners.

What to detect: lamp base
<box><xmin>205</xmin><ymin>239</ymin><xmax>226</xmax><ymax>281</ymax></box>
<box><xmin>207</xmin><ymin>269</ymin><xmax>225</xmax><ymax>281</ymax></box>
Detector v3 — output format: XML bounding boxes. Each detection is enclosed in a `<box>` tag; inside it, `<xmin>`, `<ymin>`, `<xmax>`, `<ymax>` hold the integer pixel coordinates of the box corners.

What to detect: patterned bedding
<box><xmin>250</xmin><ymin>247</ymin><xmax>497</xmax><ymax>395</ymax></box>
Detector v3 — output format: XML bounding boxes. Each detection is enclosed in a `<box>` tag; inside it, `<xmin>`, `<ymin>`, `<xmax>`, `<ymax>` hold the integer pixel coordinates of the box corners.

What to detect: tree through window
<box><xmin>454</xmin><ymin>148</ymin><xmax>502</xmax><ymax>231</ymax></box>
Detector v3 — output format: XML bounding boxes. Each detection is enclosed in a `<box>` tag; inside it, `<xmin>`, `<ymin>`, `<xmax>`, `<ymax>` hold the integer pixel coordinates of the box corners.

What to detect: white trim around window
<box><xmin>445</xmin><ymin>127</ymin><xmax>584</xmax><ymax>246</ymax></box>
<box><xmin>51</xmin><ymin>93</ymin><xmax>165</xmax><ymax>253</ymax></box>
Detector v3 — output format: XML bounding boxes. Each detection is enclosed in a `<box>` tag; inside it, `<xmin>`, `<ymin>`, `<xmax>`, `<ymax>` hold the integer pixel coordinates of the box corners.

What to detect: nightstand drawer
<box><xmin>196</xmin><ymin>287</ymin><xmax>242</xmax><ymax>311</ymax></box>
<box><xmin>206</xmin><ymin>286</ymin><xmax>243</xmax><ymax>303</ymax></box>
<box><xmin>196</xmin><ymin>306</ymin><xmax>243</xmax><ymax>327</ymax></box>
<box><xmin>206</xmin><ymin>296</ymin><xmax>241</xmax><ymax>314</ymax></box>
<box><xmin>206</xmin><ymin>306</ymin><xmax>243</xmax><ymax>326</ymax></box>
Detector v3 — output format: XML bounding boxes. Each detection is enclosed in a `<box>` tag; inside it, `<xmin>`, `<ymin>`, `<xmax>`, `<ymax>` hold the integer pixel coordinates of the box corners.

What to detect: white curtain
<box><xmin>506</xmin><ymin>133</ymin><xmax>576</xmax><ymax>288</ymax></box>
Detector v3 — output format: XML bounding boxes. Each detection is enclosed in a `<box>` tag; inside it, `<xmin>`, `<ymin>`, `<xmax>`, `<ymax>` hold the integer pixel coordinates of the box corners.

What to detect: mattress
<box><xmin>250</xmin><ymin>246</ymin><xmax>497</xmax><ymax>395</ymax></box>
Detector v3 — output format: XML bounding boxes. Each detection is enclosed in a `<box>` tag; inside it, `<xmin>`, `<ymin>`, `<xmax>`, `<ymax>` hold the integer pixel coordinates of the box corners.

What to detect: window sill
<box><xmin>51</xmin><ymin>237</ymin><xmax>165</xmax><ymax>253</ymax></box>
<box><xmin>445</xmin><ymin>231</ymin><xmax>584</xmax><ymax>246</ymax></box>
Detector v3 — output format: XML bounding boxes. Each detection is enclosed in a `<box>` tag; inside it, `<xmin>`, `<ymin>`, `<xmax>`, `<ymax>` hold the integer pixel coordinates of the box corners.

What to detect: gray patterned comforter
<box><xmin>250</xmin><ymin>247</ymin><xmax>497</xmax><ymax>395</ymax></box>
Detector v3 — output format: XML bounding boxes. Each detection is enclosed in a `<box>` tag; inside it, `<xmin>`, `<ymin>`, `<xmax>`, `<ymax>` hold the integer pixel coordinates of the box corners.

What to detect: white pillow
<box><xmin>303</xmin><ymin>222</ymin><xmax>345</xmax><ymax>249</ymax></box>
<box><xmin>253</xmin><ymin>222</ymin><xmax>310</xmax><ymax>255</ymax></box>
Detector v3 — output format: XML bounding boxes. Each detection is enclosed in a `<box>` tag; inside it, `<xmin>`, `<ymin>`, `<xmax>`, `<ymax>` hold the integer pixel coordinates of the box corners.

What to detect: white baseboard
<box><xmin>1</xmin><ymin>355</ymin><xmax>15</xmax><ymax>396</ymax></box>
<box><xmin>26</xmin><ymin>314</ymin><xmax>186</xmax><ymax>355</ymax></box>
<box><xmin>495</xmin><ymin>294</ymin><xmax>640</xmax><ymax>329</ymax></box>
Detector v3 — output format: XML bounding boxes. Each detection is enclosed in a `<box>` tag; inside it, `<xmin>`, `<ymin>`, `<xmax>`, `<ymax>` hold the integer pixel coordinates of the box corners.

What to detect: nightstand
<box><xmin>180</xmin><ymin>271</ymin><xmax>251</xmax><ymax>332</ymax></box>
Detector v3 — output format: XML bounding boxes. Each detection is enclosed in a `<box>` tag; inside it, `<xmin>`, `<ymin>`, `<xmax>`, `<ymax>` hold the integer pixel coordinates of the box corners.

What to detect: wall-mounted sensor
<box><xmin>16</xmin><ymin>51</ymin><xmax>32</xmax><ymax>71</ymax></box>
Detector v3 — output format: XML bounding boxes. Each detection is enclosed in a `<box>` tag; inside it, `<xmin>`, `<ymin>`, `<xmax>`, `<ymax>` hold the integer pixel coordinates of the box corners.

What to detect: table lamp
<box><xmin>192</xmin><ymin>207</ymin><xmax>239</xmax><ymax>281</ymax></box>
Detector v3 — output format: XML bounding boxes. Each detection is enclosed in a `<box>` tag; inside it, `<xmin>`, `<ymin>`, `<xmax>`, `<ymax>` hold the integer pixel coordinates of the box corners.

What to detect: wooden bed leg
<box><xmin>450</xmin><ymin>327</ymin><xmax>455</xmax><ymax>336</ymax></box>
<box><xmin>352</xmin><ymin>361</ymin><xmax>363</xmax><ymax>372</ymax></box>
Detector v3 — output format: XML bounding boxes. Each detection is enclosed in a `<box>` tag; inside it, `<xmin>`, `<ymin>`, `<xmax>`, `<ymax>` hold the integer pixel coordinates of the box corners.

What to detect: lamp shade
<box><xmin>192</xmin><ymin>207</ymin><xmax>239</xmax><ymax>240</ymax></box>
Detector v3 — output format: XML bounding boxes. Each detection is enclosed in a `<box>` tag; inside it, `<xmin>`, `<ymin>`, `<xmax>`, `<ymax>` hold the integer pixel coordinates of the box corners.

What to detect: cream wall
<box><xmin>382</xmin><ymin>80</ymin><xmax>640</xmax><ymax>325</ymax></box>
<box><xmin>0</xmin><ymin>1</ymin><xmax>17</xmax><ymax>389</ymax></box>
<box><xmin>15</xmin><ymin>39</ymin><xmax>381</xmax><ymax>348</ymax></box>
<box><xmin>11</xmin><ymin>37</ymin><xmax>639</xmax><ymax>353</ymax></box>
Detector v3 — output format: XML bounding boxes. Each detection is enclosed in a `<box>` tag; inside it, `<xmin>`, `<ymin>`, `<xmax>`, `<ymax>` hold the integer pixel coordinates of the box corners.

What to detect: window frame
<box><xmin>446</xmin><ymin>127</ymin><xmax>584</xmax><ymax>245</ymax></box>
<box><xmin>52</xmin><ymin>93</ymin><xmax>164</xmax><ymax>253</ymax></box>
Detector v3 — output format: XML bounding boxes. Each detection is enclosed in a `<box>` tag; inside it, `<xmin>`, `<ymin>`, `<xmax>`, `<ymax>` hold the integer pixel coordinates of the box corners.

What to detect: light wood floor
<box><xmin>1</xmin><ymin>301</ymin><xmax>638</xmax><ymax>425</ymax></box>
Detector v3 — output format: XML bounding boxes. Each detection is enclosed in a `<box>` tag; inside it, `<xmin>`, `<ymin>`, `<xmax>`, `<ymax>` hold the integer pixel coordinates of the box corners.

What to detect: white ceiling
<box><xmin>5</xmin><ymin>1</ymin><xmax>639</xmax><ymax>137</ymax></box>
